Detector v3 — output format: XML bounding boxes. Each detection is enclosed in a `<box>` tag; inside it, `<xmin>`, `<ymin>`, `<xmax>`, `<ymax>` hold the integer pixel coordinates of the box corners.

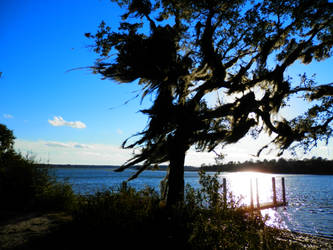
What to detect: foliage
<box><xmin>34</xmin><ymin>177</ymin><xmax>76</xmax><ymax>211</ymax></box>
<box><xmin>64</xmin><ymin>171</ymin><xmax>301</xmax><ymax>249</ymax></box>
<box><xmin>0</xmin><ymin>124</ymin><xmax>15</xmax><ymax>154</ymax></box>
<box><xmin>0</xmin><ymin>124</ymin><xmax>75</xmax><ymax>212</ymax></box>
<box><xmin>72</xmin><ymin>184</ymin><xmax>160</xmax><ymax>230</ymax></box>
<box><xmin>87</xmin><ymin>0</ymin><xmax>333</xmax><ymax>205</ymax></box>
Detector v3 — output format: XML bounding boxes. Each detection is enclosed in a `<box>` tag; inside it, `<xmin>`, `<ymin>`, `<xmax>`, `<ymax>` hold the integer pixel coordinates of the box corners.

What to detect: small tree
<box><xmin>87</xmin><ymin>0</ymin><xmax>333</xmax><ymax>206</ymax></box>
<box><xmin>0</xmin><ymin>123</ymin><xmax>15</xmax><ymax>154</ymax></box>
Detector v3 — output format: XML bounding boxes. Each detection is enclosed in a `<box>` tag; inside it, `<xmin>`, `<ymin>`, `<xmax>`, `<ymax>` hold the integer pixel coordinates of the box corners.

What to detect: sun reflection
<box><xmin>220</xmin><ymin>171</ymin><xmax>273</xmax><ymax>206</ymax></box>
<box><xmin>218</xmin><ymin>171</ymin><xmax>288</xmax><ymax>229</ymax></box>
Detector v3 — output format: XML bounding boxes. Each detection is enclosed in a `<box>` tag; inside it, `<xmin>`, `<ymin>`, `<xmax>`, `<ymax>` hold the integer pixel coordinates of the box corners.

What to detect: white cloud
<box><xmin>3</xmin><ymin>114</ymin><xmax>14</xmax><ymax>119</ymax></box>
<box><xmin>73</xmin><ymin>143</ymin><xmax>91</xmax><ymax>149</ymax></box>
<box><xmin>45</xmin><ymin>142</ymin><xmax>71</xmax><ymax>148</ymax></box>
<box><xmin>48</xmin><ymin>116</ymin><xmax>86</xmax><ymax>129</ymax></box>
<box><xmin>116</xmin><ymin>129</ymin><xmax>123</xmax><ymax>135</ymax></box>
<box><xmin>45</xmin><ymin>141</ymin><xmax>92</xmax><ymax>149</ymax></box>
<box><xmin>14</xmin><ymin>139</ymin><xmax>132</xmax><ymax>165</ymax></box>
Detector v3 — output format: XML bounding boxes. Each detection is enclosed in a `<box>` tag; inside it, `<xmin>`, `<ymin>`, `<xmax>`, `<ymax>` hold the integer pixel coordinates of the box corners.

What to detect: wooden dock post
<box><xmin>282</xmin><ymin>177</ymin><xmax>286</xmax><ymax>204</ymax></box>
<box><xmin>244</xmin><ymin>177</ymin><xmax>287</xmax><ymax>211</ymax></box>
<box><xmin>272</xmin><ymin>177</ymin><xmax>277</xmax><ymax>206</ymax></box>
<box><xmin>243</xmin><ymin>177</ymin><xmax>287</xmax><ymax>211</ymax></box>
<box><xmin>256</xmin><ymin>178</ymin><xmax>260</xmax><ymax>208</ymax></box>
<box><xmin>223</xmin><ymin>178</ymin><xmax>227</xmax><ymax>203</ymax></box>
<box><xmin>250</xmin><ymin>179</ymin><xmax>254</xmax><ymax>209</ymax></box>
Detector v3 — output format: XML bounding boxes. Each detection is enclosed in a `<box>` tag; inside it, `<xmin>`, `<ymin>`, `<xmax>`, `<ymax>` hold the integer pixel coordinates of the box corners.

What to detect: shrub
<box><xmin>0</xmin><ymin>151</ymin><xmax>76</xmax><ymax>212</ymax></box>
<box><xmin>34</xmin><ymin>179</ymin><xmax>76</xmax><ymax>211</ymax></box>
<box><xmin>0</xmin><ymin>124</ymin><xmax>75</xmax><ymax>212</ymax></box>
<box><xmin>70</xmin><ymin>184</ymin><xmax>163</xmax><ymax>249</ymax></box>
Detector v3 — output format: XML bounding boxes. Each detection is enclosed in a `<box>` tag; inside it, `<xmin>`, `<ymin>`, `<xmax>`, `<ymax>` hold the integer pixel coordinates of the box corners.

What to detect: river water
<box><xmin>51</xmin><ymin>167</ymin><xmax>333</xmax><ymax>239</ymax></box>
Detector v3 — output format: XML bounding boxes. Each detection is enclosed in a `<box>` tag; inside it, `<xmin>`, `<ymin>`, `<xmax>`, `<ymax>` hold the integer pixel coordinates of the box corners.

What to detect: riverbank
<box><xmin>277</xmin><ymin>230</ymin><xmax>333</xmax><ymax>249</ymax></box>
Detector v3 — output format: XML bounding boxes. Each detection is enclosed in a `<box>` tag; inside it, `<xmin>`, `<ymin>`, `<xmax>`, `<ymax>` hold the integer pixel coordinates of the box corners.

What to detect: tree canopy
<box><xmin>0</xmin><ymin>123</ymin><xmax>15</xmax><ymax>154</ymax></box>
<box><xmin>87</xmin><ymin>0</ymin><xmax>333</xmax><ymax>205</ymax></box>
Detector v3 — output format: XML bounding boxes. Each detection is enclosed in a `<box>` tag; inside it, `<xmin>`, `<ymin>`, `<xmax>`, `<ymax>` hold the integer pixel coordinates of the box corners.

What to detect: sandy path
<box><xmin>0</xmin><ymin>212</ymin><xmax>72</xmax><ymax>249</ymax></box>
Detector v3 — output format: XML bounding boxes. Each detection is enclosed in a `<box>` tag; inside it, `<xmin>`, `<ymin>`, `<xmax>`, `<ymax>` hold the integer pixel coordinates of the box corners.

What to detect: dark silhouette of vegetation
<box><xmin>0</xmin><ymin>124</ymin><xmax>15</xmax><ymax>154</ymax></box>
<box><xmin>0</xmin><ymin>124</ymin><xmax>75</xmax><ymax>214</ymax></box>
<box><xmin>67</xmin><ymin>172</ymin><xmax>301</xmax><ymax>249</ymax></box>
<box><xmin>201</xmin><ymin>157</ymin><xmax>333</xmax><ymax>174</ymax></box>
<box><xmin>4</xmin><ymin>172</ymin><xmax>306</xmax><ymax>250</ymax></box>
<box><xmin>86</xmin><ymin>0</ymin><xmax>333</xmax><ymax>206</ymax></box>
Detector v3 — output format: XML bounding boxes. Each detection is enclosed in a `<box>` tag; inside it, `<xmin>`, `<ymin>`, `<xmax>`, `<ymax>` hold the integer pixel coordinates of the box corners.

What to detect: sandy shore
<box><xmin>276</xmin><ymin>230</ymin><xmax>333</xmax><ymax>249</ymax></box>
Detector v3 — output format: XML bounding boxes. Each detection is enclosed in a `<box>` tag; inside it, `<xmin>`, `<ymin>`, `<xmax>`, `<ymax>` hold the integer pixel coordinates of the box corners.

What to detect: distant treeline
<box><xmin>44</xmin><ymin>158</ymin><xmax>333</xmax><ymax>174</ymax></box>
<box><xmin>200</xmin><ymin>157</ymin><xmax>333</xmax><ymax>174</ymax></box>
<box><xmin>44</xmin><ymin>164</ymin><xmax>199</xmax><ymax>171</ymax></box>
<box><xmin>44</xmin><ymin>164</ymin><xmax>120</xmax><ymax>169</ymax></box>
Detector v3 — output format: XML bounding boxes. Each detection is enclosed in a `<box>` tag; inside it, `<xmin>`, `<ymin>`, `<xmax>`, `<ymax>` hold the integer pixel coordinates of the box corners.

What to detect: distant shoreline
<box><xmin>43</xmin><ymin>164</ymin><xmax>198</xmax><ymax>171</ymax></box>
<box><xmin>44</xmin><ymin>164</ymin><xmax>121</xmax><ymax>169</ymax></box>
<box><xmin>42</xmin><ymin>160</ymin><xmax>333</xmax><ymax>175</ymax></box>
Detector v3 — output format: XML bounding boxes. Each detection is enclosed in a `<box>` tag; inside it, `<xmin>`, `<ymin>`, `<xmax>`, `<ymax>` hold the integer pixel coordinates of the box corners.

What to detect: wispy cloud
<box><xmin>48</xmin><ymin>116</ymin><xmax>86</xmax><ymax>129</ymax></box>
<box><xmin>45</xmin><ymin>141</ymin><xmax>91</xmax><ymax>149</ymax></box>
<box><xmin>73</xmin><ymin>144</ymin><xmax>91</xmax><ymax>149</ymax></box>
<box><xmin>14</xmin><ymin>139</ymin><xmax>133</xmax><ymax>165</ymax></box>
<box><xmin>45</xmin><ymin>142</ymin><xmax>70</xmax><ymax>148</ymax></box>
<box><xmin>3</xmin><ymin>114</ymin><xmax>14</xmax><ymax>119</ymax></box>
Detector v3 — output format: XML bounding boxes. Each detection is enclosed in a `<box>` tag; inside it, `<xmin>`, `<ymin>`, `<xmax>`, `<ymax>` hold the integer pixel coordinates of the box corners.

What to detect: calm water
<box><xmin>51</xmin><ymin>167</ymin><xmax>333</xmax><ymax>239</ymax></box>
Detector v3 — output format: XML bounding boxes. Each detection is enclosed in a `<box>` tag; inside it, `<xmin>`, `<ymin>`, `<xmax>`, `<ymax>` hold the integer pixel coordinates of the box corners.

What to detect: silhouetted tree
<box><xmin>87</xmin><ymin>0</ymin><xmax>333</xmax><ymax>206</ymax></box>
<box><xmin>0</xmin><ymin>124</ymin><xmax>15</xmax><ymax>154</ymax></box>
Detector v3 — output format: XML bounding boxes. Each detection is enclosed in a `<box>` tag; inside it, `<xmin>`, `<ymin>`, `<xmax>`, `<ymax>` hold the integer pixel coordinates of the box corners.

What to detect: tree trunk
<box><xmin>166</xmin><ymin>135</ymin><xmax>186</xmax><ymax>207</ymax></box>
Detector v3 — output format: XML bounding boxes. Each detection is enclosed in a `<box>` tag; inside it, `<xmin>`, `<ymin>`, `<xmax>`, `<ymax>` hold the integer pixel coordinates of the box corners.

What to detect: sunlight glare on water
<box><xmin>219</xmin><ymin>171</ymin><xmax>288</xmax><ymax>229</ymax></box>
<box><xmin>220</xmin><ymin>172</ymin><xmax>273</xmax><ymax>206</ymax></box>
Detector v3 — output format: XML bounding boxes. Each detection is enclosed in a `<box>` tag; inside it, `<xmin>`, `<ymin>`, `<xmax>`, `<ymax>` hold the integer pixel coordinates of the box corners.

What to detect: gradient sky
<box><xmin>1</xmin><ymin>0</ymin><xmax>332</xmax><ymax>166</ymax></box>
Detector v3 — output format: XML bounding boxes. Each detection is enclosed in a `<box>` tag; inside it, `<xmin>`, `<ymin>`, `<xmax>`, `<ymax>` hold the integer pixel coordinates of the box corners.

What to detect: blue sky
<box><xmin>1</xmin><ymin>0</ymin><xmax>332</xmax><ymax>166</ymax></box>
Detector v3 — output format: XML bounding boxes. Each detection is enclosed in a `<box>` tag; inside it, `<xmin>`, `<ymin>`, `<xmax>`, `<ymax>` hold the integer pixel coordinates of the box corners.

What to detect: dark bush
<box><xmin>0</xmin><ymin>124</ymin><xmax>75</xmax><ymax>212</ymax></box>
<box><xmin>68</xmin><ymin>172</ymin><xmax>299</xmax><ymax>249</ymax></box>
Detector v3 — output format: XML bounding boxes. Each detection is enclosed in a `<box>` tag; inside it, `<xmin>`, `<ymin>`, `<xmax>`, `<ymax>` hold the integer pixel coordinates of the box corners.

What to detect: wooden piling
<box><xmin>282</xmin><ymin>177</ymin><xmax>286</xmax><ymax>204</ymax></box>
<box><xmin>243</xmin><ymin>177</ymin><xmax>287</xmax><ymax>211</ymax></box>
<box><xmin>272</xmin><ymin>177</ymin><xmax>277</xmax><ymax>205</ymax></box>
<box><xmin>250</xmin><ymin>179</ymin><xmax>254</xmax><ymax>209</ymax></box>
<box><xmin>223</xmin><ymin>178</ymin><xmax>227</xmax><ymax>203</ymax></box>
<box><xmin>256</xmin><ymin>178</ymin><xmax>260</xmax><ymax>208</ymax></box>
